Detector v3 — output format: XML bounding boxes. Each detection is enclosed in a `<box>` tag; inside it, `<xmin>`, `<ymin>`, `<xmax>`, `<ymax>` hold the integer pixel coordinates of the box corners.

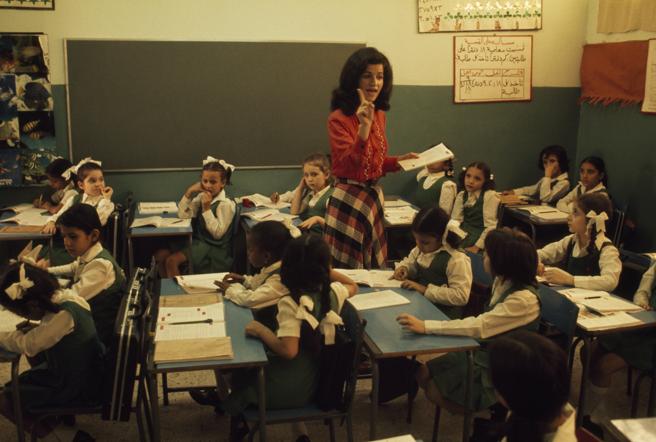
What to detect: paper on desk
<box><xmin>558</xmin><ymin>287</ymin><xmax>608</xmax><ymax>301</ymax></box>
<box><xmin>159</xmin><ymin>302</ymin><xmax>225</xmax><ymax>323</ymax></box>
<box><xmin>578</xmin><ymin>311</ymin><xmax>643</xmax><ymax>331</ymax></box>
<box><xmin>3</xmin><ymin>208</ymin><xmax>50</xmax><ymax>226</ymax></box>
<box><xmin>398</xmin><ymin>143</ymin><xmax>454</xmax><ymax>171</ymax></box>
<box><xmin>0</xmin><ymin>309</ymin><xmax>25</xmax><ymax>332</ymax></box>
<box><xmin>130</xmin><ymin>216</ymin><xmax>191</xmax><ymax>229</ymax></box>
<box><xmin>384</xmin><ymin>198</ymin><xmax>411</xmax><ymax>208</ymax></box>
<box><xmin>559</xmin><ymin>288</ymin><xmax>643</xmax><ymax>313</ymax></box>
<box><xmin>384</xmin><ymin>206</ymin><xmax>418</xmax><ymax>225</ymax></box>
<box><xmin>242</xmin><ymin>208</ymin><xmax>297</xmax><ymax>223</ymax></box>
<box><xmin>155</xmin><ymin>321</ymin><xmax>226</xmax><ymax>342</ymax></box>
<box><xmin>160</xmin><ymin>292</ymin><xmax>222</xmax><ymax>307</ymax></box>
<box><xmin>0</xmin><ymin>203</ymin><xmax>33</xmax><ymax>214</ymax></box>
<box><xmin>138</xmin><ymin>201</ymin><xmax>178</xmax><ymax>214</ymax></box>
<box><xmin>335</xmin><ymin>269</ymin><xmax>403</xmax><ymax>288</ymax></box>
<box><xmin>238</xmin><ymin>193</ymin><xmax>291</xmax><ymax>210</ymax></box>
<box><xmin>154</xmin><ymin>337</ymin><xmax>233</xmax><ymax>363</ymax></box>
<box><xmin>371</xmin><ymin>435</ymin><xmax>416</xmax><ymax>442</ymax></box>
<box><xmin>176</xmin><ymin>273</ymin><xmax>228</xmax><ymax>293</ymax></box>
<box><xmin>611</xmin><ymin>417</ymin><xmax>656</xmax><ymax>442</ymax></box>
<box><xmin>348</xmin><ymin>290</ymin><xmax>410</xmax><ymax>311</ymax></box>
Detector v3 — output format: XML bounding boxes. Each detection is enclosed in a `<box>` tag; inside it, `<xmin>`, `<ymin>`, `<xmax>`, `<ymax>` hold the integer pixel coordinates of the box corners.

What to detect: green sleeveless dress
<box><xmin>562</xmin><ymin>236</ymin><xmax>612</xmax><ymax>277</ymax></box>
<box><xmin>224</xmin><ymin>288</ymin><xmax>342</xmax><ymax>414</ymax></box>
<box><xmin>86</xmin><ymin>248</ymin><xmax>126</xmax><ymax>347</ymax></box>
<box><xmin>413</xmin><ymin>175</ymin><xmax>455</xmax><ymax>210</ymax></box>
<box><xmin>415</xmin><ymin>250</ymin><xmax>463</xmax><ymax>319</ymax></box>
<box><xmin>187</xmin><ymin>199</ymin><xmax>234</xmax><ymax>273</ymax></box>
<box><xmin>427</xmin><ymin>282</ymin><xmax>540</xmax><ymax>410</ymax></box>
<box><xmin>459</xmin><ymin>191</ymin><xmax>487</xmax><ymax>249</ymax></box>
<box><xmin>299</xmin><ymin>187</ymin><xmax>333</xmax><ymax>235</ymax></box>
<box><xmin>4</xmin><ymin>301</ymin><xmax>105</xmax><ymax>411</ymax></box>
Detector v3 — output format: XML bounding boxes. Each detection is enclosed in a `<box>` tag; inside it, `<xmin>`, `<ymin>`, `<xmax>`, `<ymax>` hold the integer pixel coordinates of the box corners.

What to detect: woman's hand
<box><xmin>502</xmin><ymin>190</ymin><xmax>515</xmax><ymax>196</ymax></box>
<box><xmin>185</xmin><ymin>182</ymin><xmax>203</xmax><ymax>199</ymax></box>
<box><xmin>397</xmin><ymin>152</ymin><xmax>419</xmax><ymax>162</ymax></box>
<box><xmin>396</xmin><ymin>313</ymin><xmax>426</xmax><ymax>334</ymax></box>
<box><xmin>356</xmin><ymin>88</ymin><xmax>375</xmax><ymax>139</ymax></box>
<box><xmin>298</xmin><ymin>216</ymin><xmax>324</xmax><ymax>230</ymax></box>
<box><xmin>543</xmin><ymin>267</ymin><xmax>575</xmax><ymax>286</ymax></box>
<box><xmin>392</xmin><ymin>266</ymin><xmax>409</xmax><ymax>281</ymax></box>
<box><xmin>42</xmin><ymin>221</ymin><xmax>56</xmax><ymax>234</ymax></box>
<box><xmin>544</xmin><ymin>162</ymin><xmax>558</xmax><ymax>178</ymax></box>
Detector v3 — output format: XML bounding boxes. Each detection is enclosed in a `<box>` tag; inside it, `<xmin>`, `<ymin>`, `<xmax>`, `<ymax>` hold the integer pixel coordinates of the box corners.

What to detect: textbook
<box><xmin>559</xmin><ymin>288</ymin><xmax>643</xmax><ymax>314</ymax></box>
<box><xmin>2</xmin><ymin>208</ymin><xmax>50</xmax><ymax>226</ymax></box>
<box><xmin>347</xmin><ymin>290</ymin><xmax>410</xmax><ymax>311</ymax></box>
<box><xmin>138</xmin><ymin>201</ymin><xmax>178</xmax><ymax>214</ymax></box>
<box><xmin>577</xmin><ymin>311</ymin><xmax>643</xmax><ymax>331</ymax></box>
<box><xmin>517</xmin><ymin>205</ymin><xmax>568</xmax><ymax>221</ymax></box>
<box><xmin>335</xmin><ymin>268</ymin><xmax>403</xmax><ymax>288</ymax></box>
<box><xmin>242</xmin><ymin>208</ymin><xmax>297</xmax><ymax>222</ymax></box>
<box><xmin>130</xmin><ymin>216</ymin><xmax>191</xmax><ymax>229</ymax></box>
<box><xmin>238</xmin><ymin>193</ymin><xmax>291</xmax><ymax>210</ymax></box>
<box><xmin>384</xmin><ymin>206</ymin><xmax>418</xmax><ymax>226</ymax></box>
<box><xmin>0</xmin><ymin>203</ymin><xmax>34</xmax><ymax>214</ymax></box>
<box><xmin>398</xmin><ymin>143</ymin><xmax>454</xmax><ymax>171</ymax></box>
<box><xmin>175</xmin><ymin>273</ymin><xmax>229</xmax><ymax>294</ymax></box>
<box><xmin>384</xmin><ymin>197</ymin><xmax>412</xmax><ymax>208</ymax></box>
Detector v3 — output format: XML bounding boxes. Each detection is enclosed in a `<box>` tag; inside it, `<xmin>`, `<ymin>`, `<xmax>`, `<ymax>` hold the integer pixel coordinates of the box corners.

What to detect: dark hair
<box><xmin>330</xmin><ymin>47</ymin><xmax>393</xmax><ymax>115</ymax></box>
<box><xmin>411</xmin><ymin>207</ymin><xmax>462</xmax><ymax>249</ymax></box>
<box><xmin>458</xmin><ymin>161</ymin><xmax>495</xmax><ymax>192</ymax></box>
<box><xmin>579</xmin><ymin>156</ymin><xmax>608</xmax><ymax>186</ymax></box>
<box><xmin>575</xmin><ymin>193</ymin><xmax>614</xmax><ymax>254</ymax></box>
<box><xmin>248</xmin><ymin>221</ymin><xmax>293</xmax><ymax>263</ymax></box>
<box><xmin>45</xmin><ymin>158</ymin><xmax>73</xmax><ymax>181</ymax></box>
<box><xmin>76</xmin><ymin>161</ymin><xmax>103</xmax><ymax>184</ymax></box>
<box><xmin>202</xmin><ymin>160</ymin><xmax>232</xmax><ymax>185</ymax></box>
<box><xmin>57</xmin><ymin>203</ymin><xmax>102</xmax><ymax>236</ymax></box>
<box><xmin>0</xmin><ymin>263</ymin><xmax>60</xmax><ymax>318</ymax></box>
<box><xmin>489</xmin><ymin>331</ymin><xmax>569</xmax><ymax>442</ymax></box>
<box><xmin>538</xmin><ymin>145</ymin><xmax>569</xmax><ymax>173</ymax></box>
<box><xmin>484</xmin><ymin>228</ymin><xmax>538</xmax><ymax>287</ymax></box>
<box><xmin>280</xmin><ymin>234</ymin><xmax>332</xmax><ymax>354</ymax></box>
<box><xmin>443</xmin><ymin>159</ymin><xmax>455</xmax><ymax>177</ymax></box>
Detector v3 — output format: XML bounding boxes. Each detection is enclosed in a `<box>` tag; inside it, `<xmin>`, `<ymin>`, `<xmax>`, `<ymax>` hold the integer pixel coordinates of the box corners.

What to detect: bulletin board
<box><xmin>453</xmin><ymin>35</ymin><xmax>532</xmax><ymax>104</ymax></box>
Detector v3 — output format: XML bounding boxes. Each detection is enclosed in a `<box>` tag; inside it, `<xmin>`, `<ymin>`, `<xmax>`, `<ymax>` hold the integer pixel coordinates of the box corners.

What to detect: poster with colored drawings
<box><xmin>453</xmin><ymin>35</ymin><xmax>532</xmax><ymax>103</ymax></box>
<box><xmin>0</xmin><ymin>33</ymin><xmax>56</xmax><ymax>186</ymax></box>
<box><xmin>418</xmin><ymin>0</ymin><xmax>542</xmax><ymax>33</ymax></box>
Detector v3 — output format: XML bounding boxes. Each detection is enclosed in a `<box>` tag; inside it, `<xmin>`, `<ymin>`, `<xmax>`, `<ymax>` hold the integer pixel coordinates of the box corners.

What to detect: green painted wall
<box><xmin>576</xmin><ymin>102</ymin><xmax>656</xmax><ymax>251</ymax></box>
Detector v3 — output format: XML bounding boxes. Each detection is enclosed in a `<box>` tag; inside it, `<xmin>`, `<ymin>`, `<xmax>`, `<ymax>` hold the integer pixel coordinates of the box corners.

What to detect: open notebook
<box><xmin>238</xmin><ymin>193</ymin><xmax>291</xmax><ymax>210</ymax></box>
<box><xmin>335</xmin><ymin>269</ymin><xmax>403</xmax><ymax>288</ymax></box>
<box><xmin>138</xmin><ymin>201</ymin><xmax>178</xmax><ymax>215</ymax></box>
<box><xmin>130</xmin><ymin>216</ymin><xmax>191</xmax><ymax>229</ymax></box>
<box><xmin>517</xmin><ymin>205</ymin><xmax>568</xmax><ymax>221</ymax></box>
<box><xmin>242</xmin><ymin>208</ymin><xmax>297</xmax><ymax>222</ymax></box>
<box><xmin>2</xmin><ymin>208</ymin><xmax>50</xmax><ymax>226</ymax></box>
<box><xmin>0</xmin><ymin>203</ymin><xmax>34</xmax><ymax>214</ymax></box>
<box><xmin>175</xmin><ymin>273</ymin><xmax>228</xmax><ymax>294</ymax></box>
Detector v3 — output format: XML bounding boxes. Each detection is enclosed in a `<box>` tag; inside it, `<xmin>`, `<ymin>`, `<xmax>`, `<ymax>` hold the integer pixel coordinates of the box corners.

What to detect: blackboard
<box><xmin>65</xmin><ymin>40</ymin><xmax>364</xmax><ymax>170</ymax></box>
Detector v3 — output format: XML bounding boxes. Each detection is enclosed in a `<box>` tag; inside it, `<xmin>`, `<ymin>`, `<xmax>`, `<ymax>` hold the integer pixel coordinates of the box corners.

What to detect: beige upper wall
<box><xmin>586</xmin><ymin>0</ymin><xmax>656</xmax><ymax>43</ymax></box>
<box><xmin>0</xmin><ymin>0</ymin><xmax>588</xmax><ymax>87</ymax></box>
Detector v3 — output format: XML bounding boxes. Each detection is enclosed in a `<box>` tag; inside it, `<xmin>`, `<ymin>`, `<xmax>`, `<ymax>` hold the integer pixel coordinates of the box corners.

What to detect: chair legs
<box><xmin>432</xmin><ymin>405</ymin><xmax>441</xmax><ymax>442</ymax></box>
<box><xmin>346</xmin><ymin>414</ymin><xmax>354</xmax><ymax>442</ymax></box>
<box><xmin>327</xmin><ymin>418</ymin><xmax>336</xmax><ymax>442</ymax></box>
<box><xmin>161</xmin><ymin>373</ymin><xmax>169</xmax><ymax>406</ymax></box>
<box><xmin>627</xmin><ymin>368</ymin><xmax>633</xmax><ymax>396</ymax></box>
<box><xmin>631</xmin><ymin>372</ymin><xmax>650</xmax><ymax>417</ymax></box>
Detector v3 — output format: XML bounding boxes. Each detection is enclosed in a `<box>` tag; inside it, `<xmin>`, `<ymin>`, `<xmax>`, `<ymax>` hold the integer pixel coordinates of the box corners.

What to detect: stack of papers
<box><xmin>578</xmin><ymin>311</ymin><xmax>643</xmax><ymax>331</ymax></box>
<box><xmin>559</xmin><ymin>288</ymin><xmax>643</xmax><ymax>314</ymax></box>
<box><xmin>335</xmin><ymin>268</ymin><xmax>403</xmax><ymax>288</ymax></box>
<box><xmin>242</xmin><ymin>208</ymin><xmax>297</xmax><ymax>222</ymax></box>
<box><xmin>398</xmin><ymin>143</ymin><xmax>454</xmax><ymax>171</ymax></box>
<box><xmin>138</xmin><ymin>201</ymin><xmax>178</xmax><ymax>214</ymax></box>
<box><xmin>384</xmin><ymin>197</ymin><xmax>412</xmax><ymax>208</ymax></box>
<box><xmin>2</xmin><ymin>208</ymin><xmax>50</xmax><ymax>226</ymax></box>
<box><xmin>347</xmin><ymin>290</ymin><xmax>410</xmax><ymax>311</ymax></box>
<box><xmin>175</xmin><ymin>273</ymin><xmax>228</xmax><ymax>293</ymax></box>
<box><xmin>518</xmin><ymin>205</ymin><xmax>568</xmax><ymax>221</ymax></box>
<box><xmin>384</xmin><ymin>206</ymin><xmax>418</xmax><ymax>226</ymax></box>
<box><xmin>130</xmin><ymin>216</ymin><xmax>191</xmax><ymax>229</ymax></box>
<box><xmin>238</xmin><ymin>193</ymin><xmax>291</xmax><ymax>210</ymax></box>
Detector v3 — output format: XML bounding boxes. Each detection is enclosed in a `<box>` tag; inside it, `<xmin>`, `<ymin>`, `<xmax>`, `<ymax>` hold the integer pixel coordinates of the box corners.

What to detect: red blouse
<box><xmin>327</xmin><ymin>109</ymin><xmax>399</xmax><ymax>182</ymax></box>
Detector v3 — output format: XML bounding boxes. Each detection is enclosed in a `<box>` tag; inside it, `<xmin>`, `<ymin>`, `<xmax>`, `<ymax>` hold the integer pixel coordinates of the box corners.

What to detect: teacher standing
<box><xmin>325</xmin><ymin>47</ymin><xmax>416</xmax><ymax>269</ymax></box>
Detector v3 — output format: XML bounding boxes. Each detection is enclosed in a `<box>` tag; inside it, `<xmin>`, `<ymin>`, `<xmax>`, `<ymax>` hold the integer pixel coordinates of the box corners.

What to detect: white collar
<box><xmin>260</xmin><ymin>260</ymin><xmax>281</xmax><ymax>275</ymax></box>
<box><xmin>552</xmin><ymin>172</ymin><xmax>568</xmax><ymax>182</ymax></box>
<box><xmin>79</xmin><ymin>242</ymin><xmax>104</xmax><ymax>264</ymax></box>
<box><xmin>311</xmin><ymin>185</ymin><xmax>331</xmax><ymax>199</ymax></box>
<box><xmin>491</xmin><ymin>277</ymin><xmax>515</xmax><ymax>302</ymax></box>
<box><xmin>209</xmin><ymin>189</ymin><xmax>227</xmax><ymax>205</ymax></box>
<box><xmin>465</xmin><ymin>189</ymin><xmax>482</xmax><ymax>202</ymax></box>
<box><xmin>52</xmin><ymin>289</ymin><xmax>91</xmax><ymax>311</ymax></box>
<box><xmin>577</xmin><ymin>181</ymin><xmax>605</xmax><ymax>194</ymax></box>
<box><xmin>416</xmin><ymin>168</ymin><xmax>445</xmax><ymax>181</ymax></box>
<box><xmin>82</xmin><ymin>193</ymin><xmax>103</xmax><ymax>204</ymax></box>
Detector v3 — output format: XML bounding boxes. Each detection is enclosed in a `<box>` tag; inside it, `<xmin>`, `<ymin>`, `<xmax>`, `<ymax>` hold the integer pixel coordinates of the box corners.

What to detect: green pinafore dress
<box><xmin>415</xmin><ymin>250</ymin><xmax>463</xmax><ymax>319</ymax></box>
<box><xmin>224</xmin><ymin>289</ymin><xmax>341</xmax><ymax>414</ymax></box>
<box><xmin>427</xmin><ymin>283</ymin><xmax>540</xmax><ymax>410</ymax></box>
<box><xmin>459</xmin><ymin>191</ymin><xmax>486</xmax><ymax>249</ymax></box>
<box><xmin>299</xmin><ymin>187</ymin><xmax>334</xmax><ymax>235</ymax></box>
<box><xmin>188</xmin><ymin>199</ymin><xmax>234</xmax><ymax>273</ymax></box>
<box><xmin>562</xmin><ymin>237</ymin><xmax>611</xmax><ymax>277</ymax></box>
<box><xmin>86</xmin><ymin>249</ymin><xmax>126</xmax><ymax>347</ymax></box>
<box><xmin>3</xmin><ymin>302</ymin><xmax>105</xmax><ymax>411</ymax></box>
<box><xmin>413</xmin><ymin>175</ymin><xmax>454</xmax><ymax>210</ymax></box>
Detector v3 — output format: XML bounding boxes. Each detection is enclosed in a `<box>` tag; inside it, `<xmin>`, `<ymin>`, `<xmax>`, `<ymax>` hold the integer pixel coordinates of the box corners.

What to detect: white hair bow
<box><xmin>586</xmin><ymin>210</ymin><xmax>609</xmax><ymax>249</ymax></box>
<box><xmin>319</xmin><ymin>310</ymin><xmax>343</xmax><ymax>345</ymax></box>
<box><xmin>61</xmin><ymin>157</ymin><xmax>102</xmax><ymax>180</ymax></box>
<box><xmin>442</xmin><ymin>219</ymin><xmax>467</xmax><ymax>251</ymax></box>
<box><xmin>5</xmin><ymin>264</ymin><xmax>34</xmax><ymax>301</ymax></box>
<box><xmin>295</xmin><ymin>295</ymin><xmax>319</xmax><ymax>329</ymax></box>
<box><xmin>202</xmin><ymin>156</ymin><xmax>235</xmax><ymax>172</ymax></box>
<box><xmin>282</xmin><ymin>218</ymin><xmax>302</xmax><ymax>239</ymax></box>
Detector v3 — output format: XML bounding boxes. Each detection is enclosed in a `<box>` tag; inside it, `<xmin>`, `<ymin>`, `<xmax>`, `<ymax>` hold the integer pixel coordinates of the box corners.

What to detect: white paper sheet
<box><xmin>578</xmin><ymin>311</ymin><xmax>643</xmax><ymax>331</ymax></box>
<box><xmin>155</xmin><ymin>321</ymin><xmax>226</xmax><ymax>342</ymax></box>
<box><xmin>3</xmin><ymin>208</ymin><xmax>50</xmax><ymax>226</ymax></box>
<box><xmin>158</xmin><ymin>302</ymin><xmax>225</xmax><ymax>323</ymax></box>
<box><xmin>335</xmin><ymin>269</ymin><xmax>403</xmax><ymax>288</ymax></box>
<box><xmin>138</xmin><ymin>201</ymin><xmax>178</xmax><ymax>214</ymax></box>
<box><xmin>238</xmin><ymin>193</ymin><xmax>291</xmax><ymax>210</ymax></box>
<box><xmin>398</xmin><ymin>143</ymin><xmax>454</xmax><ymax>171</ymax></box>
<box><xmin>130</xmin><ymin>216</ymin><xmax>190</xmax><ymax>228</ymax></box>
<box><xmin>176</xmin><ymin>272</ymin><xmax>229</xmax><ymax>293</ymax></box>
<box><xmin>347</xmin><ymin>290</ymin><xmax>410</xmax><ymax>311</ymax></box>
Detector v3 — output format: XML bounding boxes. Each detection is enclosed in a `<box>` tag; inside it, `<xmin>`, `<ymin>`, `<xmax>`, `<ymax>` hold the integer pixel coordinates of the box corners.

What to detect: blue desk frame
<box><xmin>358</xmin><ymin>287</ymin><xmax>479</xmax><ymax>442</ymax></box>
<box><xmin>149</xmin><ymin>278</ymin><xmax>269</xmax><ymax>441</ymax></box>
<box><xmin>0</xmin><ymin>349</ymin><xmax>24</xmax><ymax>442</ymax></box>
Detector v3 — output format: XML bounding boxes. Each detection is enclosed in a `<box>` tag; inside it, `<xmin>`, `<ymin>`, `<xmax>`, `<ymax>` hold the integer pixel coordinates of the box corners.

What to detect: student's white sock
<box><xmin>585</xmin><ymin>381</ymin><xmax>609</xmax><ymax>419</ymax></box>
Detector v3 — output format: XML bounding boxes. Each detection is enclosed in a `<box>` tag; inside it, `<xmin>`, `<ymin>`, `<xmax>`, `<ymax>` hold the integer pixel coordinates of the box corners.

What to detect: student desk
<box><xmin>0</xmin><ymin>348</ymin><xmax>24</xmax><ymax>442</ymax></box>
<box><xmin>500</xmin><ymin>205</ymin><xmax>568</xmax><ymax>246</ymax></box>
<box><xmin>608</xmin><ymin>417</ymin><xmax>656</xmax><ymax>442</ymax></box>
<box><xmin>127</xmin><ymin>212</ymin><xmax>193</xmax><ymax>276</ymax></box>
<box><xmin>358</xmin><ymin>287</ymin><xmax>479</xmax><ymax>442</ymax></box>
<box><xmin>150</xmin><ymin>278</ymin><xmax>268</xmax><ymax>442</ymax></box>
<box><xmin>0</xmin><ymin>211</ymin><xmax>54</xmax><ymax>258</ymax></box>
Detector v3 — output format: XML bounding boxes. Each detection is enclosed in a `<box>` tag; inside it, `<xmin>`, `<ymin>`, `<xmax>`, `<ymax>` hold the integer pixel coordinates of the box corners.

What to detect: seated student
<box><xmin>155</xmin><ymin>156</ymin><xmax>236</xmax><ymax>277</ymax></box>
<box><xmin>556</xmin><ymin>156</ymin><xmax>608</xmax><ymax>214</ymax></box>
<box><xmin>270</xmin><ymin>153</ymin><xmax>333</xmax><ymax>235</ymax></box>
<box><xmin>33</xmin><ymin>157</ymin><xmax>75</xmax><ymax>214</ymax></box>
<box><xmin>413</xmin><ymin>154</ymin><xmax>457</xmax><ymax>214</ymax></box>
<box><xmin>504</xmin><ymin>144</ymin><xmax>570</xmax><ymax>204</ymax></box>
<box><xmin>537</xmin><ymin>193</ymin><xmax>620</xmax><ymax>292</ymax></box>
<box><xmin>0</xmin><ymin>263</ymin><xmax>104</xmax><ymax>436</ymax></box>
<box><xmin>42</xmin><ymin>157</ymin><xmax>115</xmax><ymax>235</ymax></box>
<box><xmin>489</xmin><ymin>330</ymin><xmax>575</xmax><ymax>442</ymax></box>
<box><xmin>222</xmin><ymin>234</ymin><xmax>358</xmax><ymax>441</ymax></box>
<box><xmin>45</xmin><ymin>204</ymin><xmax>126</xmax><ymax>347</ymax></box>
<box><xmin>582</xmin><ymin>262</ymin><xmax>656</xmax><ymax>437</ymax></box>
<box><xmin>396</xmin><ymin>228</ymin><xmax>541</xmax><ymax>413</ymax></box>
<box><xmin>393</xmin><ymin>207</ymin><xmax>472</xmax><ymax>319</ymax></box>
<box><xmin>451</xmin><ymin>161</ymin><xmax>500</xmax><ymax>254</ymax></box>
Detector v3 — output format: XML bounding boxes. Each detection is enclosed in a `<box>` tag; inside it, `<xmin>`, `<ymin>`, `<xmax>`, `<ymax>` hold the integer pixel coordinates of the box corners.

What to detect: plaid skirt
<box><xmin>324</xmin><ymin>182</ymin><xmax>387</xmax><ymax>269</ymax></box>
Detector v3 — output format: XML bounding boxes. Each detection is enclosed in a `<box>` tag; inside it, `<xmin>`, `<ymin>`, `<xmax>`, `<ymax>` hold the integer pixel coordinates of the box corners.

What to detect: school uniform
<box><xmin>178</xmin><ymin>189</ymin><xmax>236</xmax><ymax>273</ymax></box>
<box><xmin>0</xmin><ymin>293</ymin><xmax>104</xmax><ymax>411</ymax></box>
<box><xmin>298</xmin><ymin>185</ymin><xmax>334</xmax><ymax>234</ymax></box>
<box><xmin>47</xmin><ymin>242</ymin><xmax>126</xmax><ymax>347</ymax></box>
<box><xmin>556</xmin><ymin>182</ymin><xmax>608</xmax><ymax>213</ymax></box>
<box><xmin>48</xmin><ymin>182</ymin><xmax>76</xmax><ymax>206</ymax></box>
<box><xmin>599</xmin><ymin>263</ymin><xmax>656</xmax><ymax>370</ymax></box>
<box><xmin>47</xmin><ymin>192</ymin><xmax>115</xmax><ymax>226</ymax></box>
<box><xmin>513</xmin><ymin>172</ymin><xmax>570</xmax><ymax>204</ymax></box>
<box><xmin>451</xmin><ymin>190</ymin><xmax>500</xmax><ymax>250</ymax></box>
<box><xmin>224</xmin><ymin>281</ymin><xmax>350</xmax><ymax>414</ymax></box>
<box><xmin>425</xmin><ymin>278</ymin><xmax>540</xmax><ymax>410</ymax></box>
<box><xmin>396</xmin><ymin>246</ymin><xmax>472</xmax><ymax>319</ymax></box>
<box><xmin>414</xmin><ymin>169</ymin><xmax>457</xmax><ymax>214</ymax></box>
<box><xmin>224</xmin><ymin>261</ymin><xmax>290</xmax><ymax>330</ymax></box>
<box><xmin>538</xmin><ymin>234</ymin><xmax>621</xmax><ymax>292</ymax></box>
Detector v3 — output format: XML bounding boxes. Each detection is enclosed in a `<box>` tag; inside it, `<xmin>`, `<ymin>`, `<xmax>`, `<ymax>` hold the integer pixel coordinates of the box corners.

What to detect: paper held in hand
<box><xmin>398</xmin><ymin>143</ymin><xmax>454</xmax><ymax>171</ymax></box>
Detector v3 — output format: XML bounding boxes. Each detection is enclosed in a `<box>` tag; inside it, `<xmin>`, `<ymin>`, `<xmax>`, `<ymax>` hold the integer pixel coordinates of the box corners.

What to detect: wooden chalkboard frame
<box><xmin>64</xmin><ymin>39</ymin><xmax>364</xmax><ymax>171</ymax></box>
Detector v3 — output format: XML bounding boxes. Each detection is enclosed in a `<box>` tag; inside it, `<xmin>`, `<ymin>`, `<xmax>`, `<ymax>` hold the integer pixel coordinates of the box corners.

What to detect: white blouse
<box><xmin>513</xmin><ymin>172</ymin><xmax>570</xmax><ymax>204</ymax></box>
<box><xmin>178</xmin><ymin>189</ymin><xmax>236</xmax><ymax>240</ymax></box>
<box><xmin>556</xmin><ymin>182</ymin><xmax>607</xmax><ymax>214</ymax></box>
<box><xmin>224</xmin><ymin>261</ymin><xmax>289</xmax><ymax>309</ymax></box>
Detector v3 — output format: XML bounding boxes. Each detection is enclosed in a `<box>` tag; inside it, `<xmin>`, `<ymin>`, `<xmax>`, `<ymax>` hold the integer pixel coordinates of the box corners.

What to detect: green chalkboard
<box><xmin>65</xmin><ymin>40</ymin><xmax>363</xmax><ymax>170</ymax></box>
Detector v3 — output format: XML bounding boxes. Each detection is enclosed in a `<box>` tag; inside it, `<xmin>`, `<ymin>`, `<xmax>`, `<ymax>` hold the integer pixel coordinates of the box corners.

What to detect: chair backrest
<box><xmin>338</xmin><ymin>301</ymin><xmax>366</xmax><ymax>412</ymax></box>
<box><xmin>119</xmin><ymin>195</ymin><xmax>136</xmax><ymax>272</ymax></box>
<box><xmin>101</xmin><ymin>209</ymin><xmax>121</xmax><ymax>259</ymax></box>
<box><xmin>607</xmin><ymin>202</ymin><xmax>628</xmax><ymax>247</ymax></box>
<box><xmin>537</xmin><ymin>285</ymin><xmax>579</xmax><ymax>356</ymax></box>
<box><xmin>463</xmin><ymin>251</ymin><xmax>493</xmax><ymax>317</ymax></box>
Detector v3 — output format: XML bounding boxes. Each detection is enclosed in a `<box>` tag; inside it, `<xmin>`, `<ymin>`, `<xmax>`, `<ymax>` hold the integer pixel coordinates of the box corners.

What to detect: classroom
<box><xmin>0</xmin><ymin>0</ymin><xmax>655</xmax><ymax>441</ymax></box>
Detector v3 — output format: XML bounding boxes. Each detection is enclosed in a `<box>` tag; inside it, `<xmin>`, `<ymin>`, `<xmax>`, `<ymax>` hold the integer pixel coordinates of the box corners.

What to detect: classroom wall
<box><xmin>575</xmin><ymin>0</ymin><xmax>656</xmax><ymax>251</ymax></box>
<box><xmin>0</xmin><ymin>0</ymin><xmax>588</xmax><ymax>208</ymax></box>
